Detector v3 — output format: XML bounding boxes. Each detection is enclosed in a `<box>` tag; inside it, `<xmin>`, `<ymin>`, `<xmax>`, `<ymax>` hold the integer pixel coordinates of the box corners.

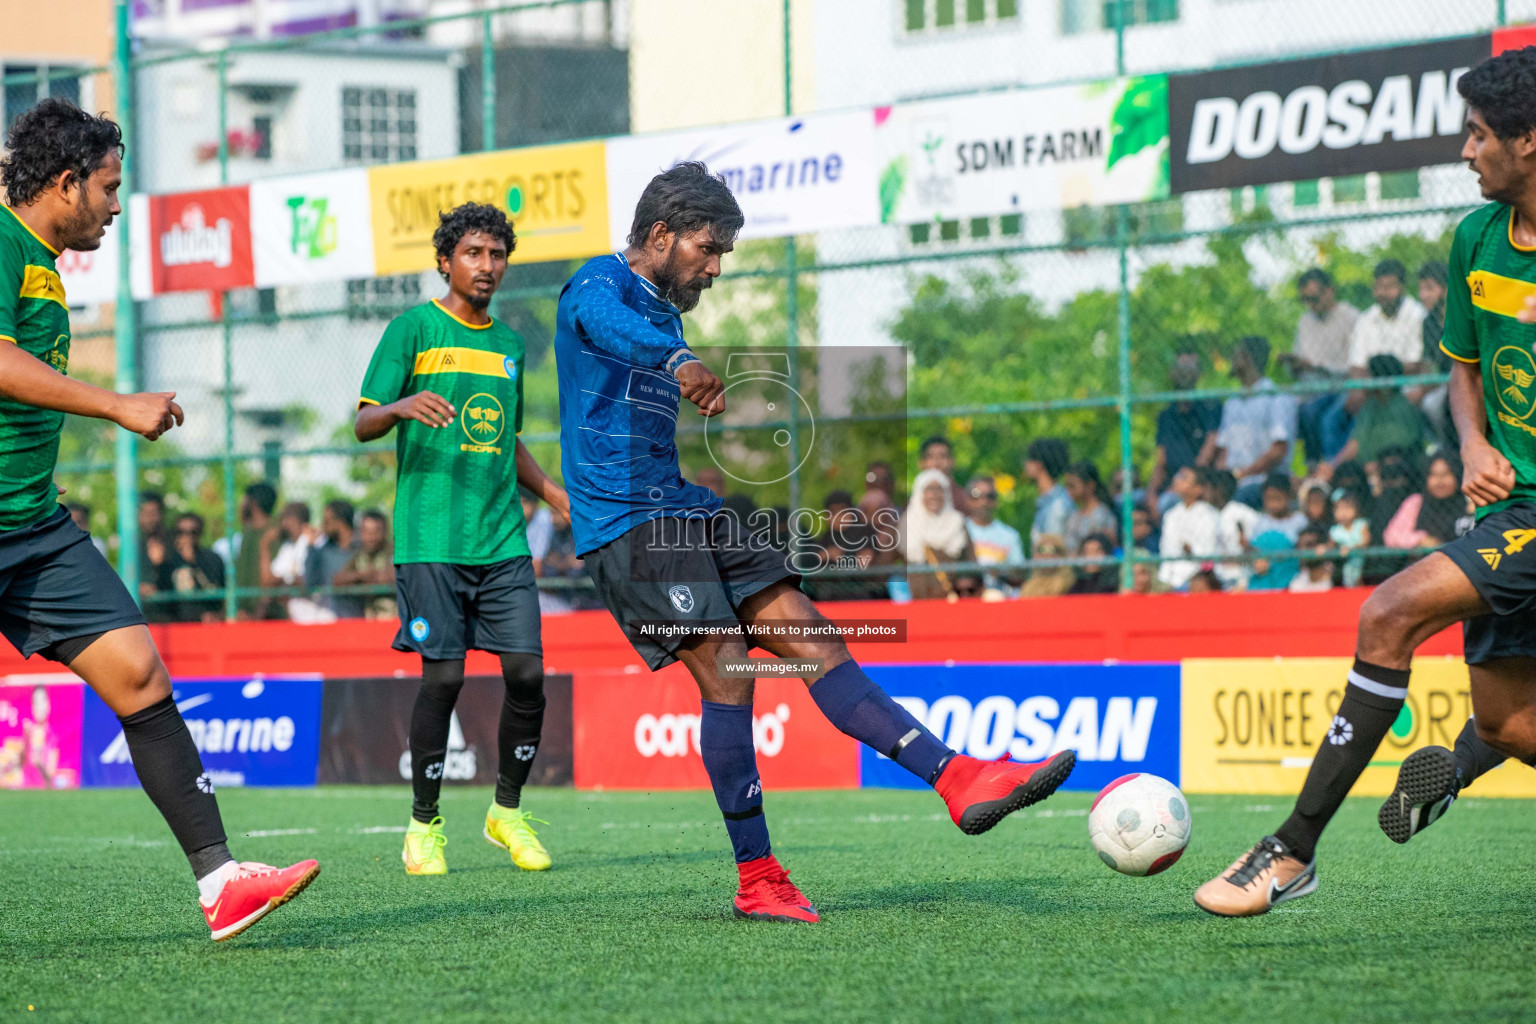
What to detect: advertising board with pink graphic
<box><xmin>0</xmin><ymin>682</ymin><xmax>83</xmax><ymax>790</ymax></box>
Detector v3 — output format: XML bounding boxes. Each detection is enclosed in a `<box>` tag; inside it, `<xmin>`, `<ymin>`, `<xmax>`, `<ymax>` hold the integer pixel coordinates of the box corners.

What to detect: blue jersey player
<box><xmin>554</xmin><ymin>161</ymin><xmax>1076</xmax><ymax>924</ymax></box>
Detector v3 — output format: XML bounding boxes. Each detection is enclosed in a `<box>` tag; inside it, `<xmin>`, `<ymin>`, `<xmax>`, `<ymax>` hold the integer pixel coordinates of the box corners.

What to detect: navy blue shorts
<box><xmin>392</xmin><ymin>556</ymin><xmax>542</xmax><ymax>661</ymax></box>
<box><xmin>0</xmin><ymin>506</ymin><xmax>145</xmax><ymax>661</ymax></box>
<box><xmin>583</xmin><ymin>513</ymin><xmax>799</xmax><ymax>670</ymax></box>
<box><xmin>1440</xmin><ymin>503</ymin><xmax>1536</xmax><ymax>665</ymax></box>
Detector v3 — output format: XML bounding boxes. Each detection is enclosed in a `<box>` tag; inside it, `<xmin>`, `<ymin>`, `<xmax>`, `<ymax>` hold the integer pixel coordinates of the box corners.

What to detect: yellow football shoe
<box><xmin>483</xmin><ymin>805</ymin><xmax>551</xmax><ymax>871</ymax></box>
<box><xmin>402</xmin><ymin>816</ymin><xmax>448</xmax><ymax>875</ymax></box>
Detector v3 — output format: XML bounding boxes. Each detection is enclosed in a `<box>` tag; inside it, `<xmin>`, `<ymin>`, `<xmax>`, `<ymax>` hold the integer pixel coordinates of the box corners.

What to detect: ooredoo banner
<box><xmin>874</xmin><ymin>77</ymin><xmax>1170</xmax><ymax>223</ymax></box>
<box><xmin>368</xmin><ymin>141</ymin><xmax>609</xmax><ymax>274</ymax></box>
<box><xmin>571</xmin><ymin>665</ymin><xmax>858</xmax><ymax>790</ymax></box>
<box><xmin>82</xmin><ymin>676</ymin><xmax>322</xmax><ymax>788</ymax></box>
<box><xmin>1181</xmin><ymin>657</ymin><xmax>1536</xmax><ymax>797</ymax></box>
<box><xmin>604</xmin><ymin>110</ymin><xmax>880</xmax><ymax>249</ymax></box>
<box><xmin>317</xmin><ymin>675</ymin><xmax>573</xmax><ymax>786</ymax></box>
<box><xmin>0</xmin><ymin>681</ymin><xmax>83</xmax><ymax>790</ymax></box>
<box><xmin>251</xmin><ymin>169</ymin><xmax>376</xmax><ymax>288</ymax></box>
<box><xmin>860</xmin><ymin>663</ymin><xmax>1180</xmax><ymax>792</ymax></box>
<box><xmin>145</xmin><ymin>186</ymin><xmax>255</xmax><ymax>294</ymax></box>
<box><xmin>1169</xmin><ymin>35</ymin><xmax>1490</xmax><ymax>193</ymax></box>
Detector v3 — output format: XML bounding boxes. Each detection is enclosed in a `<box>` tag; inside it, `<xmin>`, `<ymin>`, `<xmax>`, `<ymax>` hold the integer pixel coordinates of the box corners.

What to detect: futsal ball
<box><xmin>1087</xmin><ymin>773</ymin><xmax>1191</xmax><ymax>876</ymax></box>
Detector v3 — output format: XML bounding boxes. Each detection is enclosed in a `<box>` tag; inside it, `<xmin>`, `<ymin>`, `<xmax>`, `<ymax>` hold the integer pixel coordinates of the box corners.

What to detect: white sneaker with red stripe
<box><xmin>201</xmin><ymin>859</ymin><xmax>321</xmax><ymax>942</ymax></box>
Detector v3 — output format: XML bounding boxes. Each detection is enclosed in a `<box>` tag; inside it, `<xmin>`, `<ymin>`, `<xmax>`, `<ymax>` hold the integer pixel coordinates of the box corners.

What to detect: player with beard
<box><xmin>0</xmin><ymin>98</ymin><xmax>318</xmax><ymax>940</ymax></box>
<box><xmin>1195</xmin><ymin>46</ymin><xmax>1536</xmax><ymax>918</ymax></box>
<box><xmin>356</xmin><ymin>202</ymin><xmax>568</xmax><ymax>877</ymax></box>
<box><xmin>554</xmin><ymin>161</ymin><xmax>1076</xmax><ymax>924</ymax></box>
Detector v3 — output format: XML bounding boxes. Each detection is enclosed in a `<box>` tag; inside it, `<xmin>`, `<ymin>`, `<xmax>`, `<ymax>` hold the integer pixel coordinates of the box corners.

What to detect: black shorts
<box><xmin>393</xmin><ymin>556</ymin><xmax>542</xmax><ymax>661</ymax></box>
<box><xmin>1441</xmin><ymin>503</ymin><xmax>1536</xmax><ymax>665</ymax></box>
<box><xmin>584</xmin><ymin>513</ymin><xmax>800</xmax><ymax>670</ymax></box>
<box><xmin>0</xmin><ymin>507</ymin><xmax>145</xmax><ymax>661</ymax></box>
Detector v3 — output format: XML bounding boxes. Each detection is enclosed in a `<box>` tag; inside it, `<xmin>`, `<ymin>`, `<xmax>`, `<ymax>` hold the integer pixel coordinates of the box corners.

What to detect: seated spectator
<box><xmin>1061</xmin><ymin>460</ymin><xmax>1118</xmax><ymax>555</ymax></box>
<box><xmin>1019</xmin><ymin>534</ymin><xmax>1075</xmax><ymax>597</ymax></box>
<box><xmin>1364</xmin><ymin>446</ymin><xmax>1417</xmax><ymax>583</ymax></box>
<box><xmin>306</xmin><ymin>499</ymin><xmax>362</xmax><ymax>619</ymax></box>
<box><xmin>1216</xmin><ymin>335</ymin><xmax>1297</xmax><ymax>508</ymax></box>
<box><xmin>1322</xmin><ymin>354</ymin><xmax>1425</xmax><ymax>478</ymax></box>
<box><xmin>963</xmin><ymin>474</ymin><xmax>1025</xmax><ymax>598</ymax></box>
<box><xmin>521</xmin><ymin>487</ymin><xmax>554</xmax><ymax>575</ymax></box>
<box><xmin>1327</xmin><ymin>490</ymin><xmax>1370</xmax><ymax>588</ymax></box>
<box><xmin>1127</xmin><ymin>552</ymin><xmax>1169</xmax><ymax>595</ymax></box>
<box><xmin>864</xmin><ymin>461</ymin><xmax>898</xmax><ymax>505</ymax></box>
<box><xmin>1348</xmin><ymin>259</ymin><xmax>1428</xmax><ymax>373</ymax></box>
<box><xmin>262</xmin><ymin>501</ymin><xmax>316</xmax><ymax>621</ymax></box>
<box><xmin>1206</xmin><ymin>469</ymin><xmax>1258</xmax><ymax>591</ymax></box>
<box><xmin>333</xmin><ymin>509</ymin><xmax>396</xmax><ymax>620</ymax></box>
<box><xmin>1159</xmin><ymin>466</ymin><xmax>1221</xmax><ymax>589</ymax></box>
<box><xmin>1413</xmin><ymin>260</ymin><xmax>1455</xmax><ymax>447</ymax></box>
<box><xmin>905</xmin><ymin>468</ymin><xmax>978</xmax><ymax>601</ymax></box>
<box><xmin>167</xmin><ymin>512</ymin><xmax>225</xmax><ymax>623</ymax></box>
<box><xmin>1132</xmin><ymin>505</ymin><xmax>1160</xmax><ymax>553</ymax></box>
<box><xmin>1299</xmin><ymin>480</ymin><xmax>1332</xmax><ymax>530</ymax></box>
<box><xmin>1247</xmin><ymin>474</ymin><xmax>1307</xmax><ymax>591</ymax></box>
<box><xmin>1069</xmin><ymin>533</ymin><xmax>1120</xmax><ymax>595</ymax></box>
<box><xmin>1283</xmin><ymin>268</ymin><xmax>1358</xmax><ymax>462</ymax></box>
<box><xmin>67</xmin><ymin>502</ymin><xmax>107</xmax><ymax>558</ymax></box>
<box><xmin>229</xmin><ymin>481</ymin><xmax>278</xmax><ymax>620</ymax></box>
<box><xmin>1147</xmin><ymin>350</ymin><xmax>1220</xmax><ymax>514</ymax></box>
<box><xmin>920</xmin><ymin>436</ymin><xmax>969</xmax><ymax>516</ymax></box>
<box><xmin>1288</xmin><ymin>525</ymin><xmax>1335</xmax><ymax>593</ymax></box>
<box><xmin>1383</xmin><ymin>452</ymin><xmax>1468</xmax><ymax>550</ymax></box>
<box><xmin>1187</xmin><ymin>568</ymin><xmax>1223</xmax><ymax>593</ymax></box>
<box><xmin>1024</xmin><ymin>438</ymin><xmax>1073</xmax><ymax>552</ymax></box>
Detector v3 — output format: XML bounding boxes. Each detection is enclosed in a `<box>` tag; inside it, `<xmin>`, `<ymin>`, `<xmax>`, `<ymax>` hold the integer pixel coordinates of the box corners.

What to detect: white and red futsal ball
<box><xmin>1088</xmin><ymin>773</ymin><xmax>1191</xmax><ymax>876</ymax></box>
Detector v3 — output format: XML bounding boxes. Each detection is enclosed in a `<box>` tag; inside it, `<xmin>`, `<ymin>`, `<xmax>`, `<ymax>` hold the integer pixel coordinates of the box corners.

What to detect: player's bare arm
<box><xmin>0</xmin><ymin>343</ymin><xmax>182</xmax><ymax>440</ymax></box>
<box><xmin>1449</xmin><ymin>358</ymin><xmax>1515</xmax><ymax>506</ymax></box>
<box><xmin>514</xmin><ymin>439</ymin><xmax>568</xmax><ymax>516</ymax></box>
<box><xmin>354</xmin><ymin>390</ymin><xmax>456</xmax><ymax>441</ymax></box>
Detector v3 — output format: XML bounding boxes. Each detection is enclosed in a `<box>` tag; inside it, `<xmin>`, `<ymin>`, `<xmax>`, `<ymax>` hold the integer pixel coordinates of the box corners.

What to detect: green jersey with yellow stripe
<box><xmin>0</xmin><ymin>205</ymin><xmax>71</xmax><ymax>531</ymax></box>
<box><xmin>1443</xmin><ymin>202</ymin><xmax>1536</xmax><ymax>519</ymax></box>
<box><xmin>359</xmin><ymin>299</ymin><xmax>528</xmax><ymax>564</ymax></box>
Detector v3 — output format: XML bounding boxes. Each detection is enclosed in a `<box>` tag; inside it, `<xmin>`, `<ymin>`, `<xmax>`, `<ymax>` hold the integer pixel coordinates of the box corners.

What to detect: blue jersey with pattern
<box><xmin>555</xmin><ymin>253</ymin><xmax>721</xmax><ymax>555</ymax></box>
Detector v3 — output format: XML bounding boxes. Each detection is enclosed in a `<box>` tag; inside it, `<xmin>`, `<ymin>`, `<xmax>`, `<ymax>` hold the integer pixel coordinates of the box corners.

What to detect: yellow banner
<box><xmin>1181</xmin><ymin>657</ymin><xmax>1536</xmax><ymax>798</ymax></box>
<box><xmin>369</xmin><ymin>141</ymin><xmax>608</xmax><ymax>275</ymax></box>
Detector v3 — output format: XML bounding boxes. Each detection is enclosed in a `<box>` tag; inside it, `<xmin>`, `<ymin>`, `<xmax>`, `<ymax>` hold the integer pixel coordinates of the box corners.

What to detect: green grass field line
<box><xmin>2</xmin><ymin>787</ymin><xmax>1533</xmax><ymax>1024</ymax></box>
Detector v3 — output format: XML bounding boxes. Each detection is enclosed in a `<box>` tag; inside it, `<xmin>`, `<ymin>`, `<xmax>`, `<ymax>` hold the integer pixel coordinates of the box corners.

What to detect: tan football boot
<box><xmin>1194</xmin><ymin>835</ymin><xmax>1317</xmax><ymax>917</ymax></box>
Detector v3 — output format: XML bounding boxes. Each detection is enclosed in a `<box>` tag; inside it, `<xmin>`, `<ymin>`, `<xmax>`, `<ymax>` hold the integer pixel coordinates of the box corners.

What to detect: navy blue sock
<box><xmin>810</xmin><ymin>659</ymin><xmax>954</xmax><ymax>785</ymax></box>
<box><xmin>699</xmin><ymin>701</ymin><xmax>771</xmax><ymax>863</ymax></box>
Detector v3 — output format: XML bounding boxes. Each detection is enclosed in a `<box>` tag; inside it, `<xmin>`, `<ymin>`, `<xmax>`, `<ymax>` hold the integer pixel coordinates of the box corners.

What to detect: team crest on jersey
<box><xmin>1493</xmin><ymin>345</ymin><xmax>1536</xmax><ymax>421</ymax></box>
<box><xmin>668</xmin><ymin>585</ymin><xmax>695</xmax><ymax>613</ymax></box>
<box><xmin>504</xmin><ymin>356</ymin><xmax>518</xmax><ymax>379</ymax></box>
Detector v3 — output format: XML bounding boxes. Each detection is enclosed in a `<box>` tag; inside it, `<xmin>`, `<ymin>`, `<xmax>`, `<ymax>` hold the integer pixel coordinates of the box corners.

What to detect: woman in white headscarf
<box><xmin>904</xmin><ymin>468</ymin><xmax>976</xmax><ymax>600</ymax></box>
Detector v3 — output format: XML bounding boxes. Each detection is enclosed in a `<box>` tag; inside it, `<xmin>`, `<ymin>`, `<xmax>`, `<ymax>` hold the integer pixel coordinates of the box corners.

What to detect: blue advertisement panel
<box><xmin>861</xmin><ymin>663</ymin><xmax>1181</xmax><ymax>791</ymax></box>
<box><xmin>82</xmin><ymin>676</ymin><xmax>323</xmax><ymax>788</ymax></box>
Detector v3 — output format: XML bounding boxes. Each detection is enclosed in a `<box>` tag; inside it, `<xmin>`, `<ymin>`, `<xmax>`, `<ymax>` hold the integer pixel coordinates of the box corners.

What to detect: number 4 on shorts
<box><xmin>1502</xmin><ymin>529</ymin><xmax>1536</xmax><ymax>555</ymax></box>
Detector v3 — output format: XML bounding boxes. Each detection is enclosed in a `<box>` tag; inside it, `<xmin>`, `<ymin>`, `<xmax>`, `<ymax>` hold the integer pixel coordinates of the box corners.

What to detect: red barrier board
<box><xmin>571</xmin><ymin>664</ymin><xmax>859</xmax><ymax>790</ymax></box>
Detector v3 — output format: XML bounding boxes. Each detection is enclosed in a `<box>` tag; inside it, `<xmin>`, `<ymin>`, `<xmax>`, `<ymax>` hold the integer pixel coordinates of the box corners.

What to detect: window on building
<box><xmin>1062</xmin><ymin>0</ymin><xmax>1179</xmax><ymax>34</ymax></box>
<box><xmin>1064</xmin><ymin>199</ymin><xmax>1185</xmax><ymax>246</ymax></box>
<box><xmin>3</xmin><ymin>65</ymin><xmax>82</xmax><ymax>134</ymax></box>
<box><xmin>342</xmin><ymin>86</ymin><xmax>418</xmax><ymax>165</ymax></box>
<box><xmin>903</xmin><ymin>0</ymin><xmax>1021</xmax><ymax>32</ymax></box>
<box><xmin>1292</xmin><ymin>171</ymin><xmax>1420</xmax><ymax>211</ymax></box>
<box><xmin>252</xmin><ymin>115</ymin><xmax>273</xmax><ymax>161</ymax></box>
<box><xmin>907</xmin><ymin>212</ymin><xmax>1025</xmax><ymax>248</ymax></box>
<box><xmin>347</xmin><ymin>275</ymin><xmax>422</xmax><ymax>320</ymax></box>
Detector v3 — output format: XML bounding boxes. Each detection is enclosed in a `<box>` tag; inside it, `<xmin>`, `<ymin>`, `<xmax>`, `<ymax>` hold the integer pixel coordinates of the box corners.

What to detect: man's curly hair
<box><xmin>1459</xmin><ymin>45</ymin><xmax>1536</xmax><ymax>140</ymax></box>
<box><xmin>432</xmin><ymin>202</ymin><xmax>516</xmax><ymax>280</ymax></box>
<box><xmin>0</xmin><ymin>98</ymin><xmax>123</xmax><ymax>206</ymax></box>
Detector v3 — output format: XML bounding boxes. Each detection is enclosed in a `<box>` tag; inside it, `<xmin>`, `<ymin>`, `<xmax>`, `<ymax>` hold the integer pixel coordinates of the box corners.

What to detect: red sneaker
<box><xmin>732</xmin><ymin>855</ymin><xmax>820</xmax><ymax>924</ymax></box>
<box><xmin>935</xmin><ymin>750</ymin><xmax>1076</xmax><ymax>835</ymax></box>
<box><xmin>202</xmin><ymin>859</ymin><xmax>321</xmax><ymax>942</ymax></box>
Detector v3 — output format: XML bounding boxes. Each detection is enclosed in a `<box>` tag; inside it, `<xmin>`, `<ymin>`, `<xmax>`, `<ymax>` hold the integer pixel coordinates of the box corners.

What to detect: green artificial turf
<box><xmin>1</xmin><ymin>786</ymin><xmax>1533</xmax><ymax>1023</ymax></box>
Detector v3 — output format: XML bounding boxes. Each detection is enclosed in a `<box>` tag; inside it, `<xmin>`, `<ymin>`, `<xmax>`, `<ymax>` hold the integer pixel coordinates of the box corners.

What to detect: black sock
<box><xmin>410</xmin><ymin>659</ymin><xmax>465</xmax><ymax>823</ymax></box>
<box><xmin>118</xmin><ymin>695</ymin><xmax>231</xmax><ymax>880</ymax></box>
<box><xmin>1453</xmin><ymin>716</ymin><xmax>1508</xmax><ymax>791</ymax></box>
<box><xmin>1274</xmin><ymin>658</ymin><xmax>1408</xmax><ymax>863</ymax></box>
<box><xmin>494</xmin><ymin>652</ymin><xmax>545</xmax><ymax>809</ymax></box>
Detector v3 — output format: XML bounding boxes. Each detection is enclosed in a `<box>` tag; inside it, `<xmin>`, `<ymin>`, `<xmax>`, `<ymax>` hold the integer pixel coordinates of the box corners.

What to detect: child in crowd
<box><xmin>1288</xmin><ymin>525</ymin><xmax>1335</xmax><ymax>593</ymax></box>
<box><xmin>1328</xmin><ymin>490</ymin><xmax>1370</xmax><ymax>587</ymax></box>
<box><xmin>1248</xmin><ymin>473</ymin><xmax>1306</xmax><ymax>591</ymax></box>
<box><xmin>1300</xmin><ymin>481</ymin><xmax>1332</xmax><ymax>531</ymax></box>
<box><xmin>1186</xmin><ymin>568</ymin><xmax>1223</xmax><ymax>593</ymax></box>
<box><xmin>1205</xmin><ymin>469</ymin><xmax>1259</xmax><ymax>591</ymax></box>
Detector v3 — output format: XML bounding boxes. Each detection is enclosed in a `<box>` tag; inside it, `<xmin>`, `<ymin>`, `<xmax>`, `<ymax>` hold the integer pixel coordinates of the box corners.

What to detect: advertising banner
<box><xmin>1182</xmin><ymin>657</ymin><xmax>1536</xmax><ymax>797</ymax></box>
<box><xmin>251</xmin><ymin>169</ymin><xmax>376</xmax><ymax>288</ymax></box>
<box><xmin>605</xmin><ymin>110</ymin><xmax>880</xmax><ymax>248</ymax></box>
<box><xmin>1169</xmin><ymin>35</ymin><xmax>1490</xmax><ymax>193</ymax></box>
<box><xmin>82</xmin><ymin>676</ymin><xmax>322</xmax><ymax>788</ymax></box>
<box><xmin>0</xmin><ymin>681</ymin><xmax>83</xmax><ymax>790</ymax></box>
<box><xmin>369</xmin><ymin>141</ymin><xmax>608</xmax><ymax>275</ymax></box>
<box><xmin>317</xmin><ymin>675</ymin><xmax>573</xmax><ymax>786</ymax></box>
<box><xmin>571</xmin><ymin>665</ymin><xmax>858</xmax><ymax>790</ymax></box>
<box><xmin>874</xmin><ymin>76</ymin><xmax>1169</xmax><ymax>224</ymax></box>
<box><xmin>145</xmin><ymin>186</ymin><xmax>255</xmax><ymax>294</ymax></box>
<box><xmin>860</xmin><ymin>663</ymin><xmax>1180</xmax><ymax>791</ymax></box>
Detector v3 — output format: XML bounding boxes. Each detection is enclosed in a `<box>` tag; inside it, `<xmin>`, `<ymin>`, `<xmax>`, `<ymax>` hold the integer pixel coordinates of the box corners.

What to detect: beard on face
<box><xmin>657</xmin><ymin>244</ymin><xmax>709</xmax><ymax>313</ymax></box>
<box><xmin>465</xmin><ymin>288</ymin><xmax>492</xmax><ymax>311</ymax></box>
<box><xmin>60</xmin><ymin>194</ymin><xmax>108</xmax><ymax>252</ymax></box>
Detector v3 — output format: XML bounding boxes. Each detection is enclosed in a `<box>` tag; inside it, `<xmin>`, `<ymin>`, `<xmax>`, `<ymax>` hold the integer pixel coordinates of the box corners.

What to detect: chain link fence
<box><xmin>10</xmin><ymin>0</ymin><xmax>1523</xmax><ymax>616</ymax></box>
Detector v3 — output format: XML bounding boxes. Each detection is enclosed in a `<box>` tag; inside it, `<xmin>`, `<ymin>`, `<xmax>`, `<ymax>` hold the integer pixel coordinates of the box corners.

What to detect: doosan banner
<box><xmin>605</xmin><ymin>110</ymin><xmax>880</xmax><ymax>248</ymax></box>
<box><xmin>251</xmin><ymin>169</ymin><xmax>376</xmax><ymax>288</ymax></box>
<box><xmin>1169</xmin><ymin>35</ymin><xmax>1490</xmax><ymax>193</ymax></box>
<box><xmin>874</xmin><ymin>77</ymin><xmax>1170</xmax><ymax>223</ymax></box>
